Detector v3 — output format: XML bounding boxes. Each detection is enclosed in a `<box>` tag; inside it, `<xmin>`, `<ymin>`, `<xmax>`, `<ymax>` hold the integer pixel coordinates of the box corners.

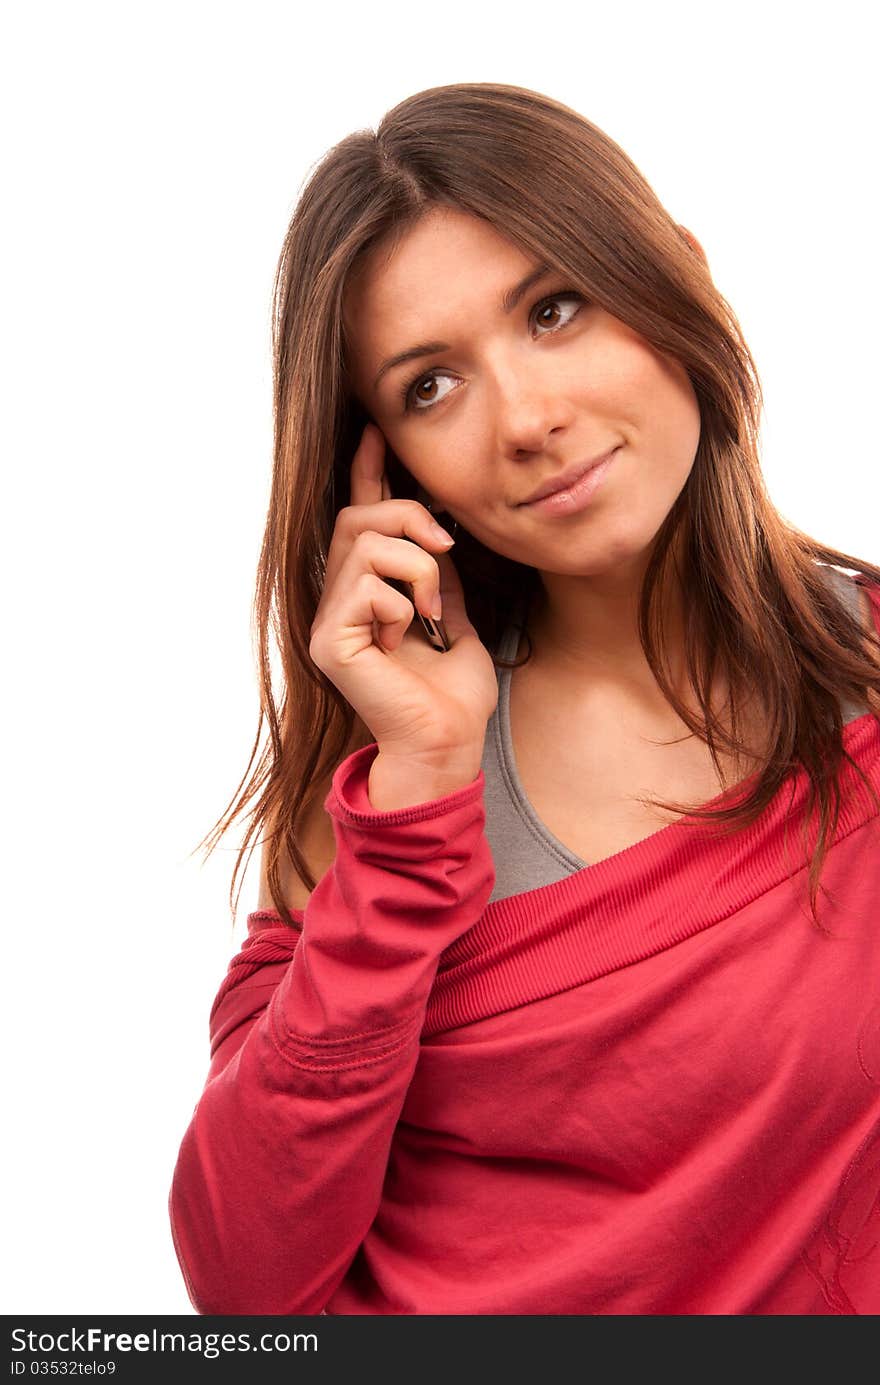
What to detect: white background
<box><xmin>3</xmin><ymin>0</ymin><xmax>876</xmax><ymax>1314</ymax></box>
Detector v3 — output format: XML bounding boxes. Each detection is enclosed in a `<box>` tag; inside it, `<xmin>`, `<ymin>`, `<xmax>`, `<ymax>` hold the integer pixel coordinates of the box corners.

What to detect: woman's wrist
<box><xmin>367</xmin><ymin>747</ymin><xmax>483</xmax><ymax>811</ymax></box>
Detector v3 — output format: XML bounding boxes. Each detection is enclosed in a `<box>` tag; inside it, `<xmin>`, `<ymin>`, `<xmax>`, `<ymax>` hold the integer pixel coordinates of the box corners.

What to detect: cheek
<box><xmin>397</xmin><ymin>428</ymin><xmax>486</xmax><ymax>502</ymax></box>
<box><xmin>590</xmin><ymin>332</ymin><xmax>699</xmax><ymax>442</ymax></box>
<box><xmin>633</xmin><ymin>351</ymin><xmax>701</xmax><ymax>454</ymax></box>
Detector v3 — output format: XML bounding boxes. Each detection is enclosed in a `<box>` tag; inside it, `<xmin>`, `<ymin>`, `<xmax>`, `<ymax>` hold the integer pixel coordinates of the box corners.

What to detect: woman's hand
<box><xmin>308</xmin><ymin>424</ymin><xmax>498</xmax><ymax>804</ymax></box>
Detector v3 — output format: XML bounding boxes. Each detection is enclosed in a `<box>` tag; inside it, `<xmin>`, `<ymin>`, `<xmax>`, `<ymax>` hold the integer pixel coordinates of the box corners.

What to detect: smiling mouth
<box><xmin>517</xmin><ymin>447</ymin><xmax>620</xmax><ymax>506</ymax></box>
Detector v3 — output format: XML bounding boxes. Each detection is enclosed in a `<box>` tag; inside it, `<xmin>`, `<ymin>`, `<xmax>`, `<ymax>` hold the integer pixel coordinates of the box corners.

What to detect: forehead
<box><xmin>343</xmin><ymin>208</ymin><xmax>533</xmax><ymax>373</ymax></box>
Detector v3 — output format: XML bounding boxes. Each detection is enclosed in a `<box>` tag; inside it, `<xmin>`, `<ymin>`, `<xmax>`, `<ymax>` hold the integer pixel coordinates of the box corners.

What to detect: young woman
<box><xmin>169</xmin><ymin>83</ymin><xmax>880</xmax><ymax>1315</ymax></box>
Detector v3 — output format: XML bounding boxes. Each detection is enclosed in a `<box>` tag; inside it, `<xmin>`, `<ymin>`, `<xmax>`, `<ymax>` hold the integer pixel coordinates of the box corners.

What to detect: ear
<box><xmin>678</xmin><ymin>225</ymin><xmax>708</xmax><ymax>267</ymax></box>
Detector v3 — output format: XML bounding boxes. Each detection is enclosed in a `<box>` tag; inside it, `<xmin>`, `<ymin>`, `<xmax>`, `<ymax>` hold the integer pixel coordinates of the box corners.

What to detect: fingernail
<box><xmin>430</xmin><ymin>593</ymin><xmax>443</xmax><ymax>620</ymax></box>
<box><xmin>432</xmin><ymin>523</ymin><xmax>455</xmax><ymax>546</ymax></box>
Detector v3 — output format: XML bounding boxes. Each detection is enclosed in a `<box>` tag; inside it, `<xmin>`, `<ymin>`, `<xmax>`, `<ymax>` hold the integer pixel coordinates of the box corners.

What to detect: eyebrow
<box><xmin>371</xmin><ymin>263</ymin><xmax>552</xmax><ymax>391</ymax></box>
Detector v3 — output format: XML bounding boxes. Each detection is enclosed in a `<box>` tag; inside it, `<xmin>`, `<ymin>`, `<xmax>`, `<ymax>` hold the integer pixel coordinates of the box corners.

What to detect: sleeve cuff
<box><xmin>247</xmin><ymin>910</ymin><xmax>302</xmax><ymax>935</ymax></box>
<box><xmin>326</xmin><ymin>742</ymin><xmax>486</xmax><ymax>827</ymax></box>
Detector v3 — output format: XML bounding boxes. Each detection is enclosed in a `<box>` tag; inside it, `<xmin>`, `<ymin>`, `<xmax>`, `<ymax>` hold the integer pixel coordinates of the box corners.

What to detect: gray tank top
<box><xmin>480</xmin><ymin>566</ymin><xmax>870</xmax><ymax>904</ymax></box>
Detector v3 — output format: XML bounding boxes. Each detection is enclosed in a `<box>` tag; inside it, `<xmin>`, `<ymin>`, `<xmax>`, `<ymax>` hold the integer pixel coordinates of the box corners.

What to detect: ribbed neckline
<box><xmin>424</xmin><ymin>706</ymin><xmax>879</xmax><ymax>1033</ymax></box>
<box><xmin>421</xmin><ymin>575</ymin><xmax>880</xmax><ymax>1033</ymax></box>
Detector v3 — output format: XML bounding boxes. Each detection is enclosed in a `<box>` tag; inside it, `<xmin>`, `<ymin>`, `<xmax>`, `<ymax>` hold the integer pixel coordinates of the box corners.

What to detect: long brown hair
<box><xmin>197</xmin><ymin>82</ymin><xmax>880</xmax><ymax>932</ymax></box>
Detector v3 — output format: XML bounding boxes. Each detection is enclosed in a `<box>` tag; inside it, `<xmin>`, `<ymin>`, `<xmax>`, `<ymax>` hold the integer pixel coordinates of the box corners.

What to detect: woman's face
<box><xmin>343</xmin><ymin>207</ymin><xmax>701</xmax><ymax>581</ymax></box>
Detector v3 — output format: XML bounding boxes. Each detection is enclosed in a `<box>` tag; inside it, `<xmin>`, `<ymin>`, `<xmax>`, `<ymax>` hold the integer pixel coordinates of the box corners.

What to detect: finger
<box><xmin>349</xmin><ymin>423</ymin><xmax>386</xmax><ymax>509</ymax></box>
<box><xmin>352</xmin><ymin>572</ymin><xmax>416</xmax><ymax>652</ymax></box>
<box><xmin>327</xmin><ymin>532</ymin><xmax>444</xmax><ymax>624</ymax></box>
<box><xmin>311</xmin><ymin>573</ymin><xmax>415</xmax><ymax>669</ymax></box>
<box><xmin>323</xmin><ymin>499</ymin><xmax>453</xmax><ymax>595</ymax></box>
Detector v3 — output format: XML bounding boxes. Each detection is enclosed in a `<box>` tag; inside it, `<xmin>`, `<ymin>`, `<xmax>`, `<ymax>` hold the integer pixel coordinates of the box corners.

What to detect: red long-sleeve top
<box><xmin>169</xmin><ymin>588</ymin><xmax>880</xmax><ymax>1315</ymax></box>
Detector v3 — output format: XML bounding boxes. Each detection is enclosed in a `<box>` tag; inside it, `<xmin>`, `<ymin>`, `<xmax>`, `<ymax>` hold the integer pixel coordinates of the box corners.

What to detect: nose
<box><xmin>489</xmin><ymin>352</ymin><xmax>575</xmax><ymax>456</ymax></box>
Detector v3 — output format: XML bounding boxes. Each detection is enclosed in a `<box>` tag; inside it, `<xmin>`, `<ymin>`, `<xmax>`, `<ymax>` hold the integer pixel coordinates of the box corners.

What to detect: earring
<box><xmin>425</xmin><ymin>496</ymin><xmax>459</xmax><ymax>541</ymax></box>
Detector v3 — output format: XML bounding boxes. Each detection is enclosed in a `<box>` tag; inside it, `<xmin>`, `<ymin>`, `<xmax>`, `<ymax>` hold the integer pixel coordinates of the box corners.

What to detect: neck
<box><xmin>525</xmin><ymin>547</ymin><xmax>689</xmax><ymax>704</ymax></box>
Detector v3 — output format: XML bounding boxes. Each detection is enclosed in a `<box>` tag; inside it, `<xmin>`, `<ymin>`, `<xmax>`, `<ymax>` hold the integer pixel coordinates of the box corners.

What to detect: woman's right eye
<box><xmin>401</xmin><ymin>371</ymin><xmax>459</xmax><ymax>414</ymax></box>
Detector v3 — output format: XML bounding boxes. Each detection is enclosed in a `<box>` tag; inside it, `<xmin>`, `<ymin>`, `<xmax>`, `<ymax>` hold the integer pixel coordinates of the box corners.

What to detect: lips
<box><xmin>518</xmin><ymin>447</ymin><xmax>620</xmax><ymax>506</ymax></box>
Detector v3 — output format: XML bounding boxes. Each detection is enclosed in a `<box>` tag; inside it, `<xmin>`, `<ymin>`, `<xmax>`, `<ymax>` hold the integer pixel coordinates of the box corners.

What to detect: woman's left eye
<box><xmin>530</xmin><ymin>291</ymin><xmax>584</xmax><ymax>335</ymax></box>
